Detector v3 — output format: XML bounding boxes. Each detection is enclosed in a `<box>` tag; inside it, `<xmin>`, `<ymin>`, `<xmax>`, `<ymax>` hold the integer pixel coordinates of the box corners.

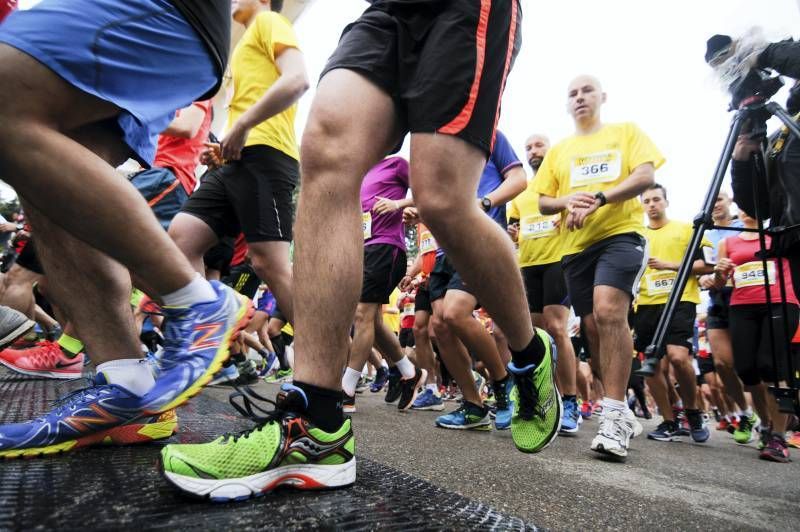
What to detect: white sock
<box><xmin>380</xmin><ymin>359</ymin><xmax>389</xmax><ymax>370</ymax></box>
<box><xmin>162</xmin><ymin>274</ymin><xmax>216</xmax><ymax>307</ymax></box>
<box><xmin>426</xmin><ymin>383</ymin><xmax>438</xmax><ymax>393</ymax></box>
<box><xmin>395</xmin><ymin>356</ymin><xmax>416</xmax><ymax>379</ymax></box>
<box><xmin>342</xmin><ymin>367</ymin><xmax>362</xmax><ymax>397</ymax></box>
<box><xmin>602</xmin><ymin>397</ymin><xmax>628</xmax><ymax>414</ymax></box>
<box><xmin>739</xmin><ymin>407</ymin><xmax>753</xmax><ymax>418</ymax></box>
<box><xmin>97</xmin><ymin>359</ymin><xmax>155</xmax><ymax>396</ymax></box>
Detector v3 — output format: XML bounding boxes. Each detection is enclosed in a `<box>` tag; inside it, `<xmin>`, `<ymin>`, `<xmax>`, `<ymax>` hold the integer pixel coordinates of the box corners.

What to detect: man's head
<box><xmin>712</xmin><ymin>190</ymin><xmax>733</xmax><ymax>220</ymax></box>
<box><xmin>567</xmin><ymin>75</ymin><xmax>606</xmax><ymax>124</ymax></box>
<box><xmin>642</xmin><ymin>183</ymin><xmax>668</xmax><ymax>222</ymax></box>
<box><xmin>525</xmin><ymin>134</ymin><xmax>550</xmax><ymax>171</ymax></box>
<box><xmin>232</xmin><ymin>0</ymin><xmax>282</xmax><ymax>24</ymax></box>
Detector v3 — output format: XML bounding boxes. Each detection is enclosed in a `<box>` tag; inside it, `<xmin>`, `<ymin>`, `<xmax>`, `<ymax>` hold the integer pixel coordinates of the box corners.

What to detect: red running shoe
<box><xmin>0</xmin><ymin>340</ymin><xmax>84</xmax><ymax>379</ymax></box>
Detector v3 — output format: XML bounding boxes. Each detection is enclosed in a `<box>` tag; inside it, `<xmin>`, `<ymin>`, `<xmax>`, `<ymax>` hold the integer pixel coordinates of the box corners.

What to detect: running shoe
<box><xmin>727</xmin><ymin>416</ymin><xmax>740</xmax><ymax>434</ymax></box>
<box><xmin>385</xmin><ymin>367</ymin><xmax>402</xmax><ymax>403</ymax></box>
<box><xmin>674</xmin><ymin>408</ymin><xmax>690</xmax><ymax>437</ymax></box>
<box><xmin>0</xmin><ymin>374</ymin><xmax>177</xmax><ymax>458</ymax></box>
<box><xmin>759</xmin><ymin>433</ymin><xmax>791</xmax><ymax>463</ymax></box>
<box><xmin>0</xmin><ymin>340</ymin><xmax>84</xmax><ymax>379</ymax></box>
<box><xmin>590</xmin><ymin>409</ymin><xmax>635</xmax><ymax>460</ymax></box>
<box><xmin>161</xmin><ymin>384</ymin><xmax>355</xmax><ymax>501</ymax></box>
<box><xmin>592</xmin><ymin>402</ymin><xmax>604</xmax><ymax>416</ymax></box>
<box><xmin>264</xmin><ymin>368</ymin><xmax>293</xmax><ymax>383</ymax></box>
<box><xmin>507</xmin><ymin>329</ymin><xmax>560</xmax><ymax>452</ymax></box>
<box><xmin>208</xmin><ymin>363</ymin><xmax>239</xmax><ymax>386</ymax></box>
<box><xmin>411</xmin><ymin>388</ymin><xmax>445</xmax><ymax>411</ymax></box>
<box><xmin>0</xmin><ymin>305</ymin><xmax>35</xmax><ymax>350</ymax></box>
<box><xmin>787</xmin><ymin>431</ymin><xmax>800</xmax><ymax>449</ymax></box>
<box><xmin>472</xmin><ymin>371</ymin><xmax>487</xmax><ymax>401</ymax></box>
<box><xmin>580</xmin><ymin>400</ymin><xmax>593</xmax><ymax>420</ymax></box>
<box><xmin>370</xmin><ymin>366</ymin><xmax>389</xmax><ymax>392</ymax></box>
<box><xmin>141</xmin><ymin>281</ymin><xmax>253</xmax><ymax>414</ymax></box>
<box><xmin>492</xmin><ymin>377</ymin><xmax>514</xmax><ymax>431</ymax></box>
<box><xmin>734</xmin><ymin>413</ymin><xmax>759</xmax><ymax>444</ymax></box>
<box><xmin>435</xmin><ymin>401</ymin><xmax>491</xmax><ymax>430</ymax></box>
<box><xmin>559</xmin><ymin>396</ymin><xmax>580</xmax><ymax>434</ymax></box>
<box><xmin>343</xmin><ymin>393</ymin><xmax>356</xmax><ymax>414</ymax></box>
<box><xmin>398</xmin><ymin>368</ymin><xmax>426</xmax><ymax>411</ymax></box>
<box><xmin>355</xmin><ymin>377</ymin><xmax>370</xmax><ymax>394</ymax></box>
<box><xmin>716</xmin><ymin>419</ymin><xmax>731</xmax><ymax>431</ymax></box>
<box><xmin>686</xmin><ymin>409</ymin><xmax>710</xmax><ymax>443</ymax></box>
<box><xmin>257</xmin><ymin>352</ymin><xmax>277</xmax><ymax>377</ymax></box>
<box><xmin>647</xmin><ymin>420</ymin><xmax>680</xmax><ymax>442</ymax></box>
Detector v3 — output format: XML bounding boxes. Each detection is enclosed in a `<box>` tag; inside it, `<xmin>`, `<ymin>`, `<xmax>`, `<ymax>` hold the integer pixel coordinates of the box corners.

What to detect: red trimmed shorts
<box><xmin>321</xmin><ymin>0</ymin><xmax>522</xmax><ymax>155</ymax></box>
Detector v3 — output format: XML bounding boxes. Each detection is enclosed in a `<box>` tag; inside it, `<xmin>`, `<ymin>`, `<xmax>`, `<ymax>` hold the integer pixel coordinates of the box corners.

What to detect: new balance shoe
<box><xmin>398</xmin><ymin>368</ymin><xmax>426</xmax><ymax>411</ymax></box>
<box><xmin>559</xmin><ymin>396</ymin><xmax>580</xmax><ymax>434</ymax></box>
<box><xmin>370</xmin><ymin>366</ymin><xmax>389</xmax><ymax>392</ymax></box>
<box><xmin>0</xmin><ymin>375</ymin><xmax>177</xmax><ymax>458</ymax></box>
<box><xmin>0</xmin><ymin>340</ymin><xmax>84</xmax><ymax>379</ymax></box>
<box><xmin>411</xmin><ymin>388</ymin><xmax>445</xmax><ymax>411</ymax></box>
<box><xmin>759</xmin><ymin>433</ymin><xmax>791</xmax><ymax>463</ymax></box>
<box><xmin>686</xmin><ymin>409</ymin><xmax>710</xmax><ymax>443</ymax></box>
<box><xmin>0</xmin><ymin>305</ymin><xmax>35</xmax><ymax>350</ymax></box>
<box><xmin>343</xmin><ymin>393</ymin><xmax>356</xmax><ymax>414</ymax></box>
<box><xmin>142</xmin><ymin>281</ymin><xmax>253</xmax><ymax>413</ymax></box>
<box><xmin>161</xmin><ymin>384</ymin><xmax>355</xmax><ymax>501</ymax></box>
<box><xmin>507</xmin><ymin>329</ymin><xmax>561</xmax><ymax>453</ymax></box>
<box><xmin>734</xmin><ymin>413</ymin><xmax>759</xmax><ymax>444</ymax></box>
<box><xmin>591</xmin><ymin>409</ymin><xmax>635</xmax><ymax>460</ymax></box>
<box><xmin>647</xmin><ymin>420</ymin><xmax>680</xmax><ymax>442</ymax></box>
<box><xmin>435</xmin><ymin>401</ymin><xmax>491</xmax><ymax>430</ymax></box>
<box><xmin>492</xmin><ymin>376</ymin><xmax>515</xmax><ymax>431</ymax></box>
<box><xmin>385</xmin><ymin>368</ymin><xmax>402</xmax><ymax>403</ymax></box>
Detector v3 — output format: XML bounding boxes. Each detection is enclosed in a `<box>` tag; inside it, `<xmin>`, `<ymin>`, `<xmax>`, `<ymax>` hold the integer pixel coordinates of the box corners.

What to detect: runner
<box><xmin>536</xmin><ymin>75</ymin><xmax>664</xmax><ymax>460</ymax></box>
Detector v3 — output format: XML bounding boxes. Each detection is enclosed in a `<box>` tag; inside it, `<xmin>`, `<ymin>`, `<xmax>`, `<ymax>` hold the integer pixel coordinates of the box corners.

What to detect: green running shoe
<box><xmin>161</xmin><ymin>384</ymin><xmax>355</xmax><ymax>502</ymax></box>
<box><xmin>507</xmin><ymin>328</ymin><xmax>561</xmax><ymax>453</ymax></box>
<box><xmin>264</xmin><ymin>368</ymin><xmax>293</xmax><ymax>383</ymax></box>
<box><xmin>734</xmin><ymin>413</ymin><xmax>759</xmax><ymax>445</ymax></box>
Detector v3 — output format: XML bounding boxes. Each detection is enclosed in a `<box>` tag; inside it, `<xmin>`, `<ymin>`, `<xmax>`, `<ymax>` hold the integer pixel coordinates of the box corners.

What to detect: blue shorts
<box><xmin>257</xmin><ymin>291</ymin><xmax>277</xmax><ymax>316</ymax></box>
<box><xmin>0</xmin><ymin>0</ymin><xmax>217</xmax><ymax>165</ymax></box>
<box><xmin>129</xmin><ymin>167</ymin><xmax>189</xmax><ymax>230</ymax></box>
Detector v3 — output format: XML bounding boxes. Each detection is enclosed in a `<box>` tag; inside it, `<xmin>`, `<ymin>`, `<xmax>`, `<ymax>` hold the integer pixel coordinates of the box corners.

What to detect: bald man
<box><xmin>535</xmin><ymin>75</ymin><xmax>665</xmax><ymax>460</ymax></box>
<box><xmin>525</xmin><ymin>134</ymin><xmax>550</xmax><ymax>172</ymax></box>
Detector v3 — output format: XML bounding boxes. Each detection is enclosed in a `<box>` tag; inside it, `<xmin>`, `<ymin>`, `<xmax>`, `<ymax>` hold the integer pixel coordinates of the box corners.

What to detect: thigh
<box><xmin>594</xmin><ymin>233</ymin><xmax>648</xmax><ymax>298</ymax></box>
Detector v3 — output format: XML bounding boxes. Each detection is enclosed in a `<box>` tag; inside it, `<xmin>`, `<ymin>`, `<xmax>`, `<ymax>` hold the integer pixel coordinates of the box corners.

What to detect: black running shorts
<box><xmin>697</xmin><ymin>354</ymin><xmax>715</xmax><ymax>376</ymax></box>
<box><xmin>633</xmin><ymin>302</ymin><xmax>696</xmax><ymax>353</ymax></box>
<box><xmin>706</xmin><ymin>287</ymin><xmax>732</xmax><ymax>330</ymax></box>
<box><xmin>361</xmin><ymin>243</ymin><xmax>406</xmax><ymax>304</ymax></box>
<box><xmin>14</xmin><ymin>239</ymin><xmax>43</xmax><ymax>275</ymax></box>
<box><xmin>522</xmin><ymin>262</ymin><xmax>569</xmax><ymax>313</ymax></box>
<box><xmin>429</xmin><ymin>254</ymin><xmax>474</xmax><ymax>302</ymax></box>
<box><xmin>415</xmin><ymin>285</ymin><xmax>432</xmax><ymax>313</ymax></box>
<box><xmin>561</xmin><ymin>232</ymin><xmax>648</xmax><ymax>318</ymax></box>
<box><xmin>202</xmin><ymin>236</ymin><xmax>235</xmax><ymax>276</ymax></box>
<box><xmin>729</xmin><ymin>303</ymin><xmax>799</xmax><ymax>386</ymax></box>
<box><xmin>322</xmin><ymin>0</ymin><xmax>522</xmax><ymax>155</ymax></box>
<box><xmin>399</xmin><ymin>327</ymin><xmax>415</xmax><ymax>348</ymax></box>
<box><xmin>222</xmin><ymin>262</ymin><xmax>261</xmax><ymax>300</ymax></box>
<box><xmin>181</xmin><ymin>145</ymin><xmax>298</xmax><ymax>242</ymax></box>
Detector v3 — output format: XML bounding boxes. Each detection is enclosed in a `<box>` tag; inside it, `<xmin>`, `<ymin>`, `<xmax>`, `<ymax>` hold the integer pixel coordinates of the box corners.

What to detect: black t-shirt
<box><xmin>169</xmin><ymin>0</ymin><xmax>231</xmax><ymax>99</ymax></box>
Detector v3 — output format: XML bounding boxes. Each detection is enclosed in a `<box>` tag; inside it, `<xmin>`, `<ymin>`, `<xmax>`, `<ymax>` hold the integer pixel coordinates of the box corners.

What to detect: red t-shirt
<box><xmin>231</xmin><ymin>233</ymin><xmax>248</xmax><ymax>267</ymax></box>
<box><xmin>0</xmin><ymin>1</ymin><xmax>17</xmax><ymax>23</ymax></box>
<box><xmin>726</xmin><ymin>234</ymin><xmax>799</xmax><ymax>306</ymax></box>
<box><xmin>153</xmin><ymin>100</ymin><xmax>213</xmax><ymax>195</ymax></box>
<box><xmin>400</xmin><ymin>294</ymin><xmax>415</xmax><ymax>329</ymax></box>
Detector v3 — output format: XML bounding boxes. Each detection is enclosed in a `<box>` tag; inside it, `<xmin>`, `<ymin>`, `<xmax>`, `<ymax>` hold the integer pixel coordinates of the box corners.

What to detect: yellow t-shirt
<box><xmin>508</xmin><ymin>180</ymin><xmax>562</xmax><ymax>267</ymax></box>
<box><xmin>383</xmin><ymin>288</ymin><xmax>401</xmax><ymax>334</ymax></box>
<box><xmin>534</xmin><ymin>122</ymin><xmax>665</xmax><ymax>256</ymax></box>
<box><xmin>638</xmin><ymin>220</ymin><xmax>710</xmax><ymax>305</ymax></box>
<box><xmin>228</xmin><ymin>12</ymin><xmax>300</xmax><ymax>159</ymax></box>
<box><xmin>281</xmin><ymin>322</ymin><xmax>294</xmax><ymax>337</ymax></box>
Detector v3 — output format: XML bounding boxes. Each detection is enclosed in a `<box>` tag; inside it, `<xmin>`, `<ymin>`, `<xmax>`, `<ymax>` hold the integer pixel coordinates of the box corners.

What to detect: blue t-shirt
<box><xmin>477</xmin><ymin>130</ymin><xmax>523</xmax><ymax>227</ymax></box>
<box><xmin>705</xmin><ymin>218</ymin><xmax>743</xmax><ymax>262</ymax></box>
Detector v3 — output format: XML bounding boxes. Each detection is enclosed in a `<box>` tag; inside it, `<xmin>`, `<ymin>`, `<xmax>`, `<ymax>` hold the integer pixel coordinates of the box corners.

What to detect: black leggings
<box><xmin>729</xmin><ymin>303</ymin><xmax>799</xmax><ymax>386</ymax></box>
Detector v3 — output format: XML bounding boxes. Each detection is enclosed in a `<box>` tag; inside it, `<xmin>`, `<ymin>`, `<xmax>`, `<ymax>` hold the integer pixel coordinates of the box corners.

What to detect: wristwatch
<box><xmin>594</xmin><ymin>191</ymin><xmax>607</xmax><ymax>207</ymax></box>
<box><xmin>480</xmin><ymin>197</ymin><xmax>492</xmax><ymax>212</ymax></box>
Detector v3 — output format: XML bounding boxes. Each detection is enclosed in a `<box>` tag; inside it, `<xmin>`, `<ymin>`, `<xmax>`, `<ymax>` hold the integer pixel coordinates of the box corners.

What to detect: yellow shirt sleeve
<box><xmin>533</xmin><ymin>149</ymin><xmax>560</xmax><ymax>197</ymax></box>
<box><xmin>255</xmin><ymin>12</ymin><xmax>300</xmax><ymax>61</ymax></box>
<box><xmin>508</xmin><ymin>198</ymin><xmax>520</xmax><ymax>220</ymax></box>
<box><xmin>626</xmin><ymin>122</ymin><xmax>666</xmax><ymax>172</ymax></box>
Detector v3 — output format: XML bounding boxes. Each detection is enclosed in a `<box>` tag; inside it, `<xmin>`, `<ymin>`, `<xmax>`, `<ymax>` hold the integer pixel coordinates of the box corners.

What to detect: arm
<box><xmin>757</xmin><ymin>39</ymin><xmax>800</xmax><ymax>80</ymax></box>
<box><xmin>162</xmin><ymin>103</ymin><xmax>207</xmax><ymax>139</ymax></box>
<box><xmin>484</xmin><ymin>165</ymin><xmax>527</xmax><ymax>207</ymax></box>
<box><xmin>711</xmin><ymin>240</ymin><xmax>735</xmax><ymax>289</ymax></box>
<box><xmin>373</xmin><ymin>196</ymin><xmax>415</xmax><ymax>216</ymax></box>
<box><xmin>568</xmin><ymin>162</ymin><xmax>656</xmax><ymax>229</ymax></box>
<box><xmin>221</xmin><ymin>47</ymin><xmax>310</xmax><ymax>160</ymax></box>
<box><xmin>399</xmin><ymin>254</ymin><xmax>422</xmax><ymax>291</ymax></box>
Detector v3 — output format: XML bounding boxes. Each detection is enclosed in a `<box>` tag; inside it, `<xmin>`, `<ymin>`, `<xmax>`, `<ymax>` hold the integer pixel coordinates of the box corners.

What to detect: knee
<box><xmin>440</xmin><ymin>306</ymin><xmax>467</xmax><ymax>331</ymax></box>
<box><xmin>544</xmin><ymin>316</ymin><xmax>568</xmax><ymax>342</ymax></box>
<box><xmin>413</xmin><ymin>319</ymin><xmax>429</xmax><ymax>339</ymax></box>
<box><xmin>430</xmin><ymin>313</ymin><xmax>450</xmax><ymax>339</ymax></box>
<box><xmin>593</xmin><ymin>302</ymin><xmax>626</xmax><ymax>328</ymax></box>
<box><xmin>353</xmin><ymin>306</ymin><xmax>375</xmax><ymax>329</ymax></box>
<box><xmin>250</xmin><ymin>254</ymin><xmax>290</xmax><ymax>285</ymax></box>
<box><xmin>300</xmin><ymin>110</ymin><xmax>359</xmax><ymax>187</ymax></box>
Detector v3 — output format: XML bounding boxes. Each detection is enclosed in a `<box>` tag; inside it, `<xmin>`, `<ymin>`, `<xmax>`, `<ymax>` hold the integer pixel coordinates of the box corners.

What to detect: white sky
<box><xmin>293</xmin><ymin>0</ymin><xmax>800</xmax><ymax>222</ymax></box>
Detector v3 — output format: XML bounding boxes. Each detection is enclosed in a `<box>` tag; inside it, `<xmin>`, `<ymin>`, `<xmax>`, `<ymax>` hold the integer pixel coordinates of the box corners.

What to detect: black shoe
<box><xmin>398</xmin><ymin>368</ymin><xmax>427</xmax><ymax>411</ymax></box>
<box><xmin>343</xmin><ymin>392</ymin><xmax>356</xmax><ymax>414</ymax></box>
<box><xmin>385</xmin><ymin>368</ymin><xmax>402</xmax><ymax>403</ymax></box>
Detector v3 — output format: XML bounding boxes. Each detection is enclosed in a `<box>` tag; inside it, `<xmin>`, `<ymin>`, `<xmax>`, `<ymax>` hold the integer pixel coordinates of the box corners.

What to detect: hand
<box><xmin>647</xmin><ymin>257</ymin><xmax>677</xmax><ymax>271</ymax></box>
<box><xmin>732</xmin><ymin>134</ymin><xmax>760</xmax><ymax>161</ymax></box>
<box><xmin>399</xmin><ymin>275</ymin><xmax>413</xmax><ymax>292</ymax></box>
<box><xmin>714</xmin><ymin>258</ymin><xmax>735</xmax><ymax>277</ymax></box>
<box><xmin>220</xmin><ymin>120</ymin><xmax>251</xmax><ymax>161</ymax></box>
<box><xmin>200</xmin><ymin>142</ymin><xmax>224</xmax><ymax>168</ymax></box>
<box><xmin>373</xmin><ymin>196</ymin><xmax>400</xmax><ymax>216</ymax></box>
<box><xmin>699</xmin><ymin>274</ymin><xmax>716</xmax><ymax>290</ymax></box>
<box><xmin>507</xmin><ymin>222</ymin><xmax>519</xmax><ymax>242</ymax></box>
<box><xmin>566</xmin><ymin>200</ymin><xmax>600</xmax><ymax>230</ymax></box>
<box><xmin>569</xmin><ymin>322</ymin><xmax>580</xmax><ymax>336</ymax></box>
<box><xmin>0</xmin><ymin>222</ymin><xmax>16</xmax><ymax>232</ymax></box>
<box><xmin>403</xmin><ymin>206</ymin><xmax>420</xmax><ymax>225</ymax></box>
<box><xmin>565</xmin><ymin>192</ymin><xmax>597</xmax><ymax>213</ymax></box>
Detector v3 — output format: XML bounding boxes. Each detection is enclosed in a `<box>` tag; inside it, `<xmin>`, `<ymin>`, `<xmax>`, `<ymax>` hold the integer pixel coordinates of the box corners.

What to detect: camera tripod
<box><xmin>635</xmin><ymin>95</ymin><xmax>800</xmax><ymax>416</ymax></box>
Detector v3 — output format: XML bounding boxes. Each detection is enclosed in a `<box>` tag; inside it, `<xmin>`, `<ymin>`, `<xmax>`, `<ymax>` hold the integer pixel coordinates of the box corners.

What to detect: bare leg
<box><xmin>647</xmin><ymin>358</ymin><xmax>675</xmax><ymax>421</ymax></box>
<box><xmin>544</xmin><ymin>304</ymin><xmax>576</xmax><ymax>396</ymax></box>
<box><xmin>413</xmin><ymin>310</ymin><xmax>437</xmax><ymax>385</ymax></box>
<box><xmin>249</xmin><ymin>241</ymin><xmax>293</xmax><ymax>323</ymax></box>
<box><xmin>347</xmin><ymin>303</ymin><xmax>381</xmax><ymax>372</ymax></box>
<box><xmin>374</xmin><ymin>318</ymin><xmax>406</xmax><ymax>365</ymax></box>
<box><xmin>0</xmin><ymin>264</ymin><xmax>40</xmax><ymax>317</ymax></box>
<box><xmin>666</xmin><ymin>345</ymin><xmax>699</xmax><ymax>410</ymax></box>
<box><xmin>168</xmin><ymin>213</ymin><xmax>219</xmax><ymax>275</ymax></box>
<box><xmin>592</xmin><ymin>286</ymin><xmax>633</xmax><ymax>401</ymax></box>
<box><xmin>432</xmin><ymin>300</ymin><xmax>481</xmax><ymax>405</ymax></box>
<box><xmin>708</xmin><ymin>328</ymin><xmax>749</xmax><ymax>411</ymax></box>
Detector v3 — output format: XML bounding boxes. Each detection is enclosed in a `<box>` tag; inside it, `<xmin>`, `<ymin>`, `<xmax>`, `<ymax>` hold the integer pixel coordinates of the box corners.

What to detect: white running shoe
<box><xmin>591</xmin><ymin>409</ymin><xmax>634</xmax><ymax>459</ymax></box>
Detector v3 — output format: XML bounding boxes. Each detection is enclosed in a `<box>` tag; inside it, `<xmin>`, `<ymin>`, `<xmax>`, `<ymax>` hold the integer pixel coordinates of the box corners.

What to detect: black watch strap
<box><xmin>594</xmin><ymin>191</ymin><xmax>607</xmax><ymax>206</ymax></box>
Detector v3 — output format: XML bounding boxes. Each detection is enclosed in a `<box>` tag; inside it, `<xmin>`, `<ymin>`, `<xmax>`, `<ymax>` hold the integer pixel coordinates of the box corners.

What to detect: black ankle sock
<box><xmin>492</xmin><ymin>374</ymin><xmax>510</xmax><ymax>392</ymax></box>
<box><xmin>510</xmin><ymin>333</ymin><xmax>546</xmax><ymax>368</ymax></box>
<box><xmin>293</xmin><ymin>381</ymin><xmax>344</xmax><ymax>432</ymax></box>
<box><xmin>270</xmin><ymin>334</ymin><xmax>289</xmax><ymax>370</ymax></box>
<box><xmin>563</xmin><ymin>394</ymin><xmax>577</xmax><ymax>403</ymax></box>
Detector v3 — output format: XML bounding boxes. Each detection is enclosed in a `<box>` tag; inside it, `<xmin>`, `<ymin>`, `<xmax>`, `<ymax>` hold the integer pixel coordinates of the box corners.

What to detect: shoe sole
<box><xmin>148</xmin><ymin>293</ymin><xmax>254</xmax><ymax>414</ymax></box>
<box><xmin>0</xmin><ymin>319</ymin><xmax>35</xmax><ymax>350</ymax></box>
<box><xmin>343</xmin><ymin>406</ymin><xmax>356</xmax><ymax>414</ymax></box>
<box><xmin>163</xmin><ymin>458</ymin><xmax>357</xmax><ymax>501</ymax></box>
<box><xmin>435</xmin><ymin>421</ymin><xmax>492</xmax><ymax>431</ymax></box>
<box><xmin>0</xmin><ymin>411</ymin><xmax>178</xmax><ymax>459</ymax></box>
<box><xmin>398</xmin><ymin>369</ymin><xmax>427</xmax><ymax>411</ymax></box>
<box><xmin>590</xmin><ymin>441</ymin><xmax>627</xmax><ymax>461</ymax></box>
<box><xmin>647</xmin><ymin>434</ymin><xmax>681</xmax><ymax>442</ymax></box>
<box><xmin>0</xmin><ymin>358</ymin><xmax>82</xmax><ymax>380</ymax></box>
<box><xmin>411</xmin><ymin>403</ymin><xmax>445</xmax><ymax>411</ymax></box>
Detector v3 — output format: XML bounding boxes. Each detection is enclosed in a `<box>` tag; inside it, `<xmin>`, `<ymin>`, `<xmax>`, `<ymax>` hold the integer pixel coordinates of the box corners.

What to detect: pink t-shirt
<box><xmin>726</xmin><ymin>234</ymin><xmax>798</xmax><ymax>306</ymax></box>
<box><xmin>360</xmin><ymin>157</ymin><xmax>410</xmax><ymax>251</ymax></box>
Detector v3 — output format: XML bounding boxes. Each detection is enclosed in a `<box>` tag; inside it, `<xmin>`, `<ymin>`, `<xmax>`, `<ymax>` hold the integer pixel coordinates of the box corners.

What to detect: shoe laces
<box><xmin>599</xmin><ymin>411</ymin><xmax>629</xmax><ymax>441</ymax></box>
<box><xmin>515</xmin><ymin>370</ymin><xmax>540</xmax><ymax>420</ymax></box>
<box><xmin>159</xmin><ymin>310</ymin><xmax>194</xmax><ymax>365</ymax></box>
<box><xmin>655</xmin><ymin>420</ymin><xmax>676</xmax><ymax>433</ymax></box>
<box><xmin>47</xmin><ymin>378</ymin><xmax>105</xmax><ymax>417</ymax></box>
<box><xmin>223</xmin><ymin>384</ymin><xmax>286</xmax><ymax>443</ymax></box>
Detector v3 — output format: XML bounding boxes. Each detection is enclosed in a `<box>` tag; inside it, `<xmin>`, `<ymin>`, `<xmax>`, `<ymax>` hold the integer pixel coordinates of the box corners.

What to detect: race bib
<box><xmin>521</xmin><ymin>214</ymin><xmax>559</xmax><ymax>240</ymax></box>
<box><xmin>419</xmin><ymin>226</ymin><xmax>437</xmax><ymax>254</ymax></box>
<box><xmin>645</xmin><ymin>270</ymin><xmax>676</xmax><ymax>296</ymax></box>
<box><xmin>402</xmin><ymin>303</ymin><xmax>415</xmax><ymax>318</ymax></box>
<box><xmin>362</xmin><ymin>212</ymin><xmax>372</xmax><ymax>240</ymax></box>
<box><xmin>733</xmin><ymin>261</ymin><xmax>775</xmax><ymax>288</ymax></box>
<box><xmin>570</xmin><ymin>150</ymin><xmax>622</xmax><ymax>187</ymax></box>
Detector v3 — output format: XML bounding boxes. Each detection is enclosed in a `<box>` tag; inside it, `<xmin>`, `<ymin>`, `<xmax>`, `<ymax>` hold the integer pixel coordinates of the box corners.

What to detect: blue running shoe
<box><xmin>686</xmin><ymin>409</ymin><xmax>710</xmax><ymax>443</ymax></box>
<box><xmin>370</xmin><ymin>366</ymin><xmax>389</xmax><ymax>393</ymax></box>
<box><xmin>492</xmin><ymin>377</ymin><xmax>514</xmax><ymax>431</ymax></box>
<box><xmin>412</xmin><ymin>388</ymin><xmax>445</xmax><ymax>411</ymax></box>
<box><xmin>142</xmin><ymin>281</ymin><xmax>253</xmax><ymax>414</ymax></box>
<box><xmin>647</xmin><ymin>420</ymin><xmax>680</xmax><ymax>442</ymax></box>
<box><xmin>208</xmin><ymin>363</ymin><xmax>239</xmax><ymax>386</ymax></box>
<box><xmin>0</xmin><ymin>374</ymin><xmax>177</xmax><ymax>458</ymax></box>
<box><xmin>435</xmin><ymin>402</ymin><xmax>491</xmax><ymax>430</ymax></box>
<box><xmin>560</xmin><ymin>397</ymin><xmax>580</xmax><ymax>434</ymax></box>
